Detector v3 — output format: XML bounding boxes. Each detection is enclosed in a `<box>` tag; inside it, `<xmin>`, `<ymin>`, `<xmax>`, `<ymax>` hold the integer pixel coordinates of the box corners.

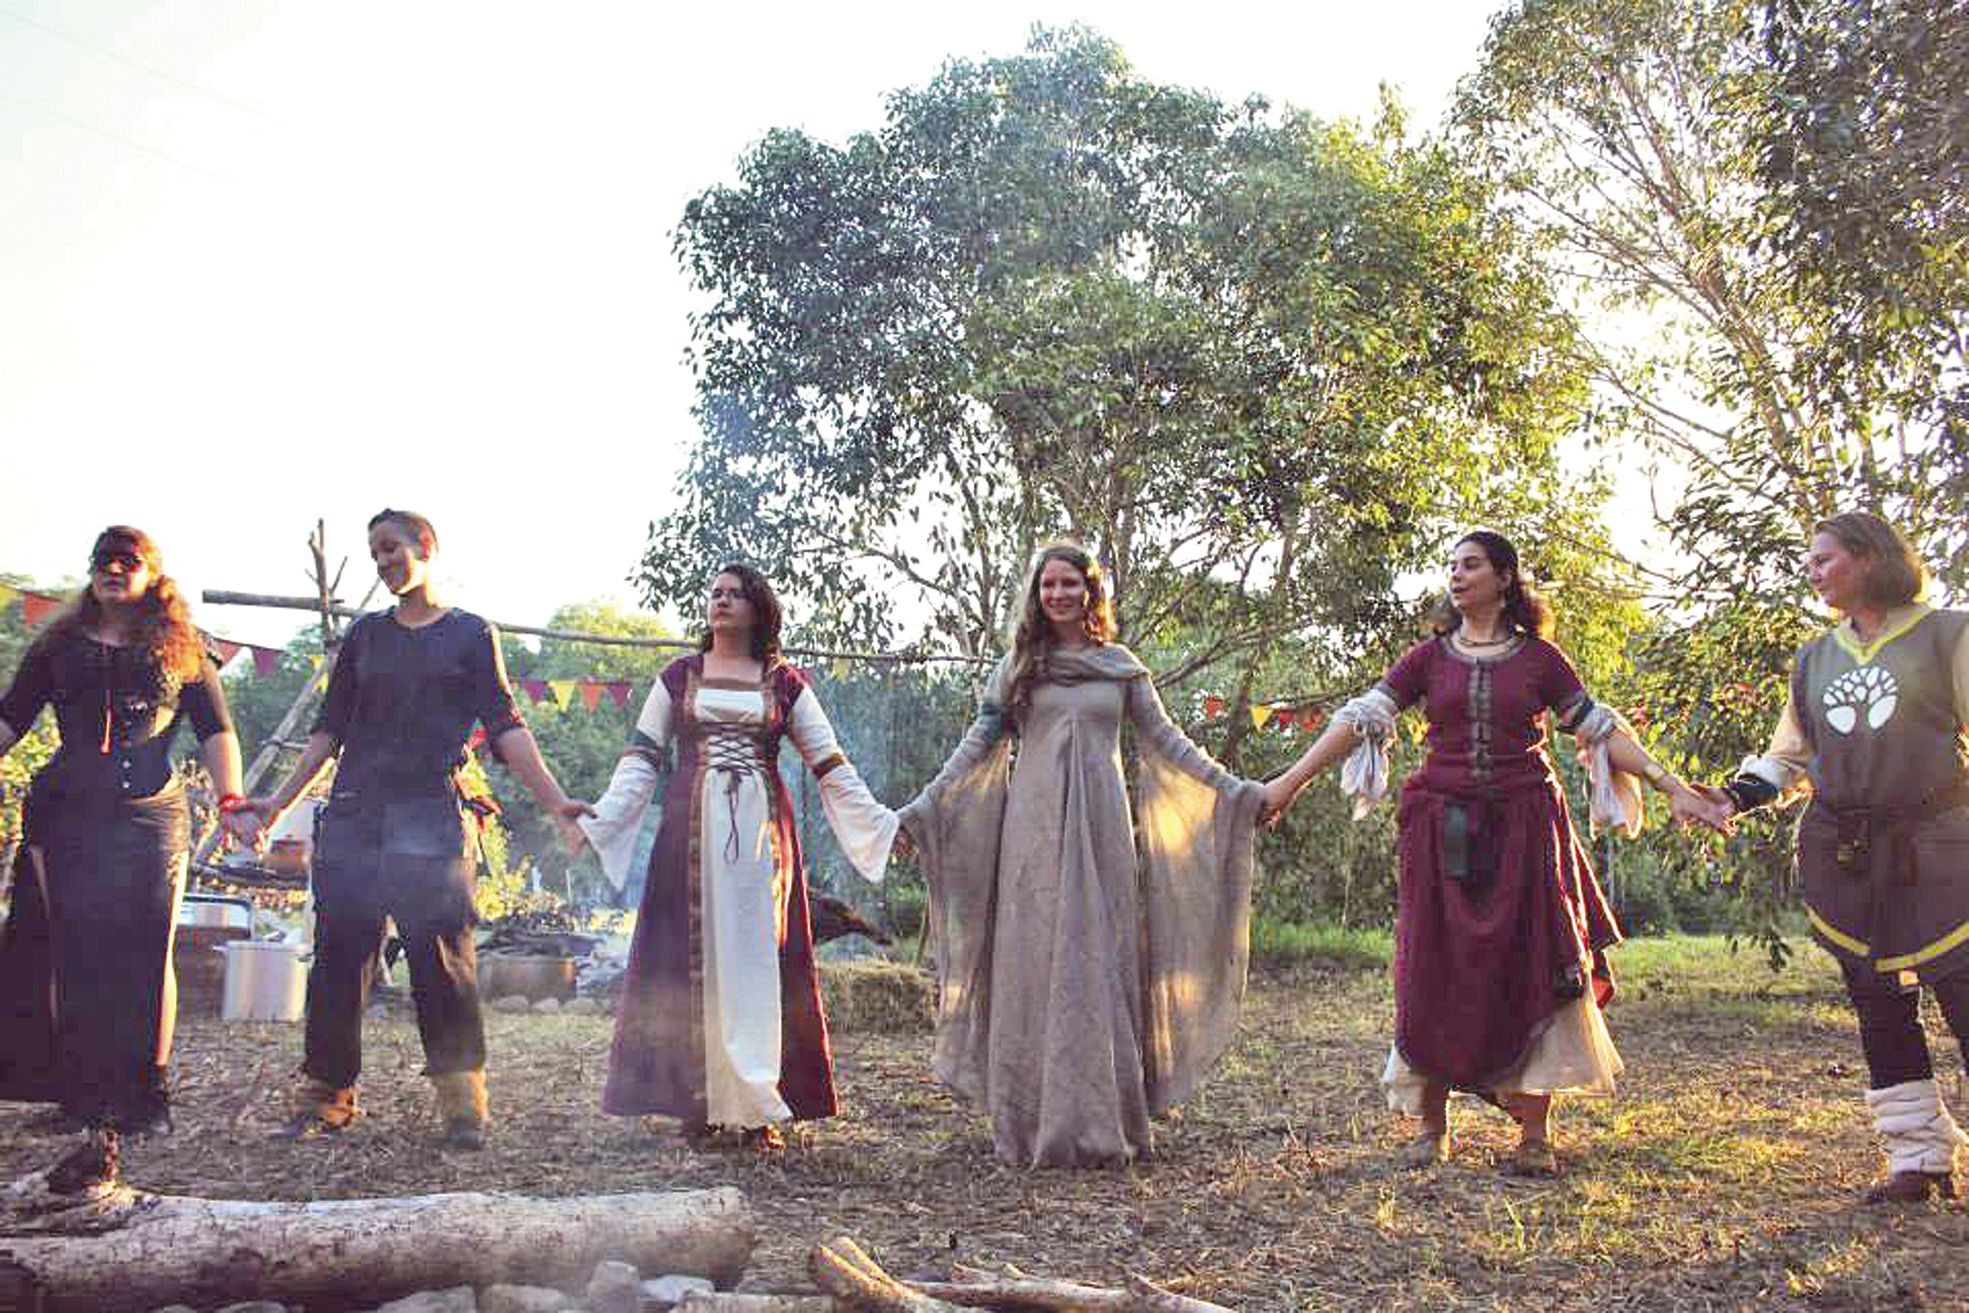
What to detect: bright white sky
<box><xmin>1</xmin><ymin>0</ymin><xmax>1505</xmax><ymax>648</ymax></box>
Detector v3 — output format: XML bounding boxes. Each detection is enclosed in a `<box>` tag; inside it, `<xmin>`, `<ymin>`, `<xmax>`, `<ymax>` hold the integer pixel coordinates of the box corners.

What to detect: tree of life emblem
<box><xmin>1822</xmin><ymin>664</ymin><xmax>1898</xmax><ymax>734</ymax></box>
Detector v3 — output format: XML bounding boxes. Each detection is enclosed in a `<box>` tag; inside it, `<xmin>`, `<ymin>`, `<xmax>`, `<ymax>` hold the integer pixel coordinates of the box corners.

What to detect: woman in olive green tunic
<box><xmin>1710</xmin><ymin>512</ymin><xmax>1969</xmax><ymax>1204</ymax></box>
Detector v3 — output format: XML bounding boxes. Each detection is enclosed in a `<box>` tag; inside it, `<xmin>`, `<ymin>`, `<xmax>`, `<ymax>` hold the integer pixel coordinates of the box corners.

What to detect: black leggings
<box><xmin>1841</xmin><ymin>957</ymin><xmax>1969</xmax><ymax>1089</ymax></box>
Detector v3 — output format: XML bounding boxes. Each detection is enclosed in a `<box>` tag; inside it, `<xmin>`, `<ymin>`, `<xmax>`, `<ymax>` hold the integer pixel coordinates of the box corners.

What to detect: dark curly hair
<box><xmin>46</xmin><ymin>526</ymin><xmax>205</xmax><ymax>684</ymax></box>
<box><xmin>1429</xmin><ymin>530</ymin><xmax>1553</xmax><ymax>640</ymax></box>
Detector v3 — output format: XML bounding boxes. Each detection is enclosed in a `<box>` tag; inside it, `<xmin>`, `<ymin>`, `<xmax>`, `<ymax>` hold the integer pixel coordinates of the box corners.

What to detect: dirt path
<box><xmin>4</xmin><ymin>943</ymin><xmax>1964</xmax><ymax>1310</ymax></box>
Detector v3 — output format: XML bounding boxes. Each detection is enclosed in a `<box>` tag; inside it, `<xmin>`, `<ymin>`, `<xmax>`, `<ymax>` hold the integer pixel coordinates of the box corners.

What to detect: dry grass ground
<box><xmin>4</xmin><ymin>936</ymin><xmax>1966</xmax><ymax>1311</ymax></box>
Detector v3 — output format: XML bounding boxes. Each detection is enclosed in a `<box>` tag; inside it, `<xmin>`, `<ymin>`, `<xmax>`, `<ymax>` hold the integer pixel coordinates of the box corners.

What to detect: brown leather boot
<box><xmin>432</xmin><ymin>1069</ymin><xmax>488</xmax><ymax>1150</ymax></box>
<box><xmin>1862</xmin><ymin>1169</ymin><xmax>1959</xmax><ymax>1205</ymax></box>
<box><xmin>272</xmin><ymin>1078</ymin><xmax>359</xmax><ymax>1140</ymax></box>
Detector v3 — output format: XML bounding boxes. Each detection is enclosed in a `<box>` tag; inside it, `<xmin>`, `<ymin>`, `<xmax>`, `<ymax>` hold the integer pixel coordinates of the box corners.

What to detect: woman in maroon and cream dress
<box><xmin>1269</xmin><ymin>530</ymin><xmax>1711</xmax><ymax>1174</ymax></box>
<box><xmin>574</xmin><ymin>564</ymin><xmax>896</xmax><ymax>1148</ymax></box>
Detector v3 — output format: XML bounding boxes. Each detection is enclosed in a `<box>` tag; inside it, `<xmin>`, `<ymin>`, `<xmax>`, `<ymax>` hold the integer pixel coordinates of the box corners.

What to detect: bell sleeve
<box><xmin>897</xmin><ymin>657</ymin><xmax>1015</xmax><ymax>1106</ymax></box>
<box><xmin>1126</xmin><ymin>671</ymin><xmax>1267</xmax><ymax>1113</ymax></box>
<box><xmin>787</xmin><ymin>685</ymin><xmax>899</xmax><ymax>884</ymax></box>
<box><xmin>577</xmin><ymin>678</ymin><xmax>673</xmax><ymax>892</ymax></box>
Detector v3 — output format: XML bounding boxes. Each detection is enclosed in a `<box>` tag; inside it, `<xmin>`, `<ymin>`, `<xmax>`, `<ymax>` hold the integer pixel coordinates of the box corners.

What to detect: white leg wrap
<box><xmin>1865</xmin><ymin>1079</ymin><xmax>1968</xmax><ymax>1175</ymax></box>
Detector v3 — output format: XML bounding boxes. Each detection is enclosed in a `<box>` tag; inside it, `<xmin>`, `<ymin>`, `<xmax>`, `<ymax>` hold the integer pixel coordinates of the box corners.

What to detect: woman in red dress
<box><xmin>1269</xmin><ymin>531</ymin><xmax>1710</xmax><ymax>1173</ymax></box>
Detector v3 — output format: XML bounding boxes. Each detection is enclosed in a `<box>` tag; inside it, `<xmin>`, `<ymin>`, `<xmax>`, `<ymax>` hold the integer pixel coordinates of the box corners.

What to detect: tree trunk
<box><xmin>0</xmin><ymin>1172</ymin><xmax>752</xmax><ymax>1313</ymax></box>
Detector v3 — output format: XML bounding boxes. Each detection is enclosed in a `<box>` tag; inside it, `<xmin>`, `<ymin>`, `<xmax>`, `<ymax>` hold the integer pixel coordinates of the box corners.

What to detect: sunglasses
<box><xmin>90</xmin><ymin>550</ymin><xmax>145</xmax><ymax>573</ymax></box>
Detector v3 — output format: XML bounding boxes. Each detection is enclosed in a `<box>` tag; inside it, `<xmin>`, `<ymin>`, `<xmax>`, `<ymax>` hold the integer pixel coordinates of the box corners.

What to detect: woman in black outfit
<box><xmin>0</xmin><ymin>526</ymin><xmax>252</xmax><ymax>1186</ymax></box>
<box><xmin>245</xmin><ymin>509</ymin><xmax>590</xmax><ymax>1149</ymax></box>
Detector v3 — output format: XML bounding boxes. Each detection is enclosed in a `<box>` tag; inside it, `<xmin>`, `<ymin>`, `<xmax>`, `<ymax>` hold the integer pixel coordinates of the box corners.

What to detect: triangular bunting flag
<box><xmin>830</xmin><ymin>657</ymin><xmax>852</xmax><ymax>681</ymax></box>
<box><xmin>606</xmin><ymin>682</ymin><xmax>631</xmax><ymax>709</ymax></box>
<box><xmin>549</xmin><ymin>680</ymin><xmax>577</xmax><ymax>709</ymax></box>
<box><xmin>251</xmin><ymin>647</ymin><xmax>283</xmax><ymax>677</ymax></box>
<box><xmin>20</xmin><ymin>593</ymin><xmax>61</xmax><ymax>627</ymax></box>
<box><xmin>1203</xmin><ymin>696</ymin><xmax>1225</xmax><ymax>718</ymax></box>
<box><xmin>308</xmin><ymin>654</ymin><xmax>324</xmax><ymax>670</ymax></box>
<box><xmin>0</xmin><ymin>583</ymin><xmax>16</xmax><ymax>607</ymax></box>
<box><xmin>1250</xmin><ymin>704</ymin><xmax>1274</xmax><ymax>729</ymax></box>
<box><xmin>520</xmin><ymin>679</ymin><xmax>551</xmax><ymax>704</ymax></box>
<box><xmin>209</xmin><ymin>638</ymin><xmax>243</xmax><ymax>666</ymax></box>
<box><xmin>578</xmin><ymin>682</ymin><xmax>604</xmax><ymax>711</ymax></box>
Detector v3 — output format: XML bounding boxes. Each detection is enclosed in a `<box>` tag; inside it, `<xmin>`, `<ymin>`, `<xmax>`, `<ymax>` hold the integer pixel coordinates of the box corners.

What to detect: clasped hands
<box><xmin>1668</xmin><ymin>781</ymin><xmax>1737</xmax><ymax>835</ymax></box>
<box><xmin>216</xmin><ymin>797</ymin><xmax>275</xmax><ymax>854</ymax></box>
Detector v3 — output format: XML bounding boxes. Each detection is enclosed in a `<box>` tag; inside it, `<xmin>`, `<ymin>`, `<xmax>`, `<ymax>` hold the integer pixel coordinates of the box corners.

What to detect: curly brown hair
<box><xmin>46</xmin><ymin>526</ymin><xmax>206</xmax><ymax>684</ymax></box>
<box><xmin>1004</xmin><ymin>542</ymin><xmax>1116</xmax><ymax>721</ymax></box>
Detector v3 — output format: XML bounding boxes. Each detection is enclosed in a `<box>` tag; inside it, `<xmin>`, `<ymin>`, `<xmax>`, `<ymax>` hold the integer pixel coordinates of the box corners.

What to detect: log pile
<box><xmin>795</xmin><ymin>1236</ymin><xmax>1236</xmax><ymax>1313</ymax></box>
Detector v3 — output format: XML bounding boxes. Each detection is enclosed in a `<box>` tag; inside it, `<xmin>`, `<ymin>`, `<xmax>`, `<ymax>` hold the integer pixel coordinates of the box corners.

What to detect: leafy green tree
<box><xmin>650</xmin><ymin>25</ymin><xmax>1605</xmax><ymax>768</ymax></box>
<box><xmin>1756</xmin><ymin>0</ymin><xmax>1968</xmax><ymax>588</ymax></box>
<box><xmin>493</xmin><ymin>601</ymin><xmax>680</xmax><ymax>904</ymax></box>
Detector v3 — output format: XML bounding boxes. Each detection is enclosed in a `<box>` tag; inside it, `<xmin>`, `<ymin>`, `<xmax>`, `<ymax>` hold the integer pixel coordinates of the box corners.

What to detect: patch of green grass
<box><xmin>1250</xmin><ymin>917</ymin><xmax>1392</xmax><ymax>971</ymax></box>
<box><xmin>1613</xmin><ymin>932</ymin><xmax>1842</xmax><ymax>999</ymax></box>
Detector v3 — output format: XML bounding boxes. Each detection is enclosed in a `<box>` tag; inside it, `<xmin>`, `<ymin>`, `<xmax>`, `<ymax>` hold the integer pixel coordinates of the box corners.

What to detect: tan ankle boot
<box><xmin>431</xmin><ymin>1069</ymin><xmax>488</xmax><ymax>1150</ymax></box>
<box><xmin>274</xmin><ymin>1078</ymin><xmax>359</xmax><ymax>1140</ymax></box>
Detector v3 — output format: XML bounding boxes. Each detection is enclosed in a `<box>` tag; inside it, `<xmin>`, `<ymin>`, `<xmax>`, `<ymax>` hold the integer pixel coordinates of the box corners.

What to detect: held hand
<box><xmin>891</xmin><ymin>828</ymin><xmax>917</xmax><ymax>863</ymax></box>
<box><xmin>1668</xmin><ymin>783</ymin><xmax>1734</xmax><ymax>835</ymax></box>
<box><xmin>224</xmin><ymin>799</ymin><xmax>274</xmax><ymax>854</ymax></box>
<box><xmin>552</xmin><ymin>798</ymin><xmax>598</xmax><ymax>821</ymax></box>
<box><xmin>1690</xmin><ymin>782</ymin><xmax>1740</xmax><ymax>834</ymax></box>
<box><xmin>554</xmin><ymin>812</ymin><xmax>590</xmax><ymax>858</ymax></box>
<box><xmin>1259</xmin><ymin>776</ymin><xmax>1297</xmax><ymax>828</ymax></box>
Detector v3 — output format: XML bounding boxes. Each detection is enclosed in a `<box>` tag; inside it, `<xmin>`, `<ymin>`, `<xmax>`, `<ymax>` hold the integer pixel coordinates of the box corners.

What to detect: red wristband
<box><xmin>218</xmin><ymin>794</ymin><xmax>249</xmax><ymax>813</ymax></box>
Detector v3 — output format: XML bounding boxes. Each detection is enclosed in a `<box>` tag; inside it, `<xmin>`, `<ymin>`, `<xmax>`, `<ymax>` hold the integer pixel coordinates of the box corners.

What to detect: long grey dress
<box><xmin>899</xmin><ymin>643</ymin><xmax>1265</xmax><ymax>1166</ymax></box>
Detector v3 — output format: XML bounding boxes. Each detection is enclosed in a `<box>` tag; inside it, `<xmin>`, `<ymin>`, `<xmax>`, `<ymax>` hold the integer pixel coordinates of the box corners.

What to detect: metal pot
<box><xmin>221</xmin><ymin>940</ymin><xmax>309</xmax><ymax>1021</ymax></box>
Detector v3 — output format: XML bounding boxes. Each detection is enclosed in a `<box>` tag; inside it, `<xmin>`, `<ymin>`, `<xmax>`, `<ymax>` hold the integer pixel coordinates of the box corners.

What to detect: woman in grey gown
<box><xmin>900</xmin><ymin>543</ymin><xmax>1291</xmax><ymax>1166</ymax></box>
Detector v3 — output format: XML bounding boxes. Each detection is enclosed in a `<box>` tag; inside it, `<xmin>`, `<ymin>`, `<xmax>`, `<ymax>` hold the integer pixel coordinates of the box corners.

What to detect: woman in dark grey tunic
<box><xmin>1710</xmin><ymin>511</ymin><xmax>1969</xmax><ymax>1203</ymax></box>
<box><xmin>244</xmin><ymin>510</ymin><xmax>590</xmax><ymax>1149</ymax></box>
<box><xmin>0</xmin><ymin>527</ymin><xmax>252</xmax><ymax>1186</ymax></box>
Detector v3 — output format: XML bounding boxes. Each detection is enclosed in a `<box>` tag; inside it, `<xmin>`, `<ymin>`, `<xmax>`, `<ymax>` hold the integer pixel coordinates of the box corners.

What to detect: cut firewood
<box><xmin>808</xmin><ymin>1235</ymin><xmax>962</xmax><ymax>1313</ymax></box>
<box><xmin>914</xmin><ymin>1273</ymin><xmax>1127</xmax><ymax>1309</ymax></box>
<box><xmin>677</xmin><ymin>1295</ymin><xmax>839</xmax><ymax>1313</ymax></box>
<box><xmin>0</xmin><ymin>1166</ymin><xmax>752</xmax><ymax>1313</ymax></box>
<box><xmin>912</xmin><ymin>1261</ymin><xmax>1235</xmax><ymax>1312</ymax></box>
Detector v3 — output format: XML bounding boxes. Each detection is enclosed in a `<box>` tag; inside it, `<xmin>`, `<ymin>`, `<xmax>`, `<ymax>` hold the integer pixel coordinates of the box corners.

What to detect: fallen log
<box><xmin>0</xmin><ymin>1167</ymin><xmax>753</xmax><ymax>1313</ymax></box>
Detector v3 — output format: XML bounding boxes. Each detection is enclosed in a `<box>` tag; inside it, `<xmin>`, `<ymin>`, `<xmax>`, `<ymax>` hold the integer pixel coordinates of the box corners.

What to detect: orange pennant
<box><xmin>578</xmin><ymin>682</ymin><xmax>604</xmax><ymax>711</ymax></box>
